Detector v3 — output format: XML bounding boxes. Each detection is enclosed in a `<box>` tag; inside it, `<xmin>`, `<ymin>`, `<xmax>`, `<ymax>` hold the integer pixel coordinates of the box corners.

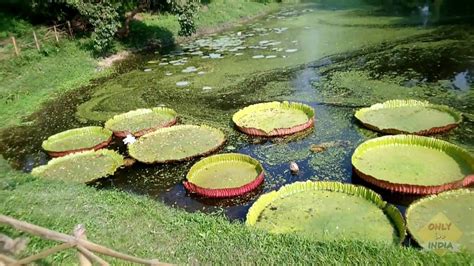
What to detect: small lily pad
<box><xmin>104</xmin><ymin>107</ymin><xmax>177</xmax><ymax>137</ymax></box>
<box><xmin>406</xmin><ymin>189</ymin><xmax>474</xmax><ymax>252</ymax></box>
<box><xmin>184</xmin><ymin>153</ymin><xmax>264</xmax><ymax>198</ymax></box>
<box><xmin>42</xmin><ymin>126</ymin><xmax>112</xmax><ymax>157</ymax></box>
<box><xmin>352</xmin><ymin>135</ymin><xmax>474</xmax><ymax>194</ymax></box>
<box><xmin>31</xmin><ymin>149</ymin><xmax>124</xmax><ymax>183</ymax></box>
<box><xmin>232</xmin><ymin>101</ymin><xmax>315</xmax><ymax>137</ymax></box>
<box><xmin>355</xmin><ymin>100</ymin><xmax>462</xmax><ymax>135</ymax></box>
<box><xmin>247</xmin><ymin>181</ymin><xmax>405</xmax><ymax>244</ymax></box>
<box><xmin>128</xmin><ymin>125</ymin><xmax>226</xmax><ymax>164</ymax></box>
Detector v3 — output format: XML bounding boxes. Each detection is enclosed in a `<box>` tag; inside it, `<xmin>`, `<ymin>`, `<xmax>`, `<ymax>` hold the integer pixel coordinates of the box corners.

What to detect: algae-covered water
<box><xmin>1</xmin><ymin>3</ymin><xmax>473</xmax><ymax>223</ymax></box>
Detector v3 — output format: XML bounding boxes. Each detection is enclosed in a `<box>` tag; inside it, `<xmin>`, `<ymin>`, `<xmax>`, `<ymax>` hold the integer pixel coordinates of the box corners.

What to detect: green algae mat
<box><xmin>352</xmin><ymin>135</ymin><xmax>474</xmax><ymax>195</ymax></box>
<box><xmin>406</xmin><ymin>189</ymin><xmax>474</xmax><ymax>253</ymax></box>
<box><xmin>105</xmin><ymin>107</ymin><xmax>178</xmax><ymax>137</ymax></box>
<box><xmin>184</xmin><ymin>153</ymin><xmax>264</xmax><ymax>198</ymax></box>
<box><xmin>355</xmin><ymin>100</ymin><xmax>462</xmax><ymax>135</ymax></box>
<box><xmin>42</xmin><ymin>126</ymin><xmax>112</xmax><ymax>157</ymax></box>
<box><xmin>31</xmin><ymin>149</ymin><xmax>124</xmax><ymax>183</ymax></box>
<box><xmin>246</xmin><ymin>181</ymin><xmax>405</xmax><ymax>244</ymax></box>
<box><xmin>128</xmin><ymin>125</ymin><xmax>225</xmax><ymax>164</ymax></box>
<box><xmin>232</xmin><ymin>101</ymin><xmax>315</xmax><ymax>137</ymax></box>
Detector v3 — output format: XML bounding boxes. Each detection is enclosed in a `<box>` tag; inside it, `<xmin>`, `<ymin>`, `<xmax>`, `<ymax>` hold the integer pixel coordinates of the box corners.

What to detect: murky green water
<box><xmin>1</xmin><ymin>4</ymin><xmax>473</xmax><ymax>224</ymax></box>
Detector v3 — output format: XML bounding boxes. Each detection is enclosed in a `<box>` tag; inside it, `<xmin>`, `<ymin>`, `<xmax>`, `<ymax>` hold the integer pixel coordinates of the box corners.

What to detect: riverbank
<box><xmin>0</xmin><ymin>1</ymin><xmax>279</xmax><ymax>128</ymax></box>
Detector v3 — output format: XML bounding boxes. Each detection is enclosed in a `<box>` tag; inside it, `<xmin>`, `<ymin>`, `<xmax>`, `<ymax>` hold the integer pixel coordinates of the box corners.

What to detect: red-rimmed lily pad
<box><xmin>31</xmin><ymin>149</ymin><xmax>124</xmax><ymax>183</ymax></box>
<box><xmin>355</xmin><ymin>100</ymin><xmax>462</xmax><ymax>135</ymax></box>
<box><xmin>128</xmin><ymin>125</ymin><xmax>226</xmax><ymax>164</ymax></box>
<box><xmin>183</xmin><ymin>153</ymin><xmax>264</xmax><ymax>198</ymax></box>
<box><xmin>406</xmin><ymin>189</ymin><xmax>474</xmax><ymax>253</ymax></box>
<box><xmin>232</xmin><ymin>101</ymin><xmax>315</xmax><ymax>137</ymax></box>
<box><xmin>352</xmin><ymin>135</ymin><xmax>474</xmax><ymax>195</ymax></box>
<box><xmin>105</xmin><ymin>107</ymin><xmax>177</xmax><ymax>137</ymax></box>
<box><xmin>42</xmin><ymin>126</ymin><xmax>112</xmax><ymax>157</ymax></box>
<box><xmin>246</xmin><ymin>181</ymin><xmax>405</xmax><ymax>244</ymax></box>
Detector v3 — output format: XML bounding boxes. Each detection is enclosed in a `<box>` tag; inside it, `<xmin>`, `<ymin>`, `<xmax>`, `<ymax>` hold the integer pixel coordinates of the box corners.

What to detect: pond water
<box><xmin>1</xmin><ymin>3</ymin><xmax>473</xmax><ymax>232</ymax></box>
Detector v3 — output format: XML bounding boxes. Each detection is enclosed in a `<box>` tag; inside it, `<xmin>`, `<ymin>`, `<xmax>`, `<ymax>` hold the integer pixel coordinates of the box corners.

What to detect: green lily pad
<box><xmin>232</xmin><ymin>101</ymin><xmax>315</xmax><ymax>136</ymax></box>
<box><xmin>355</xmin><ymin>100</ymin><xmax>462</xmax><ymax>135</ymax></box>
<box><xmin>31</xmin><ymin>149</ymin><xmax>124</xmax><ymax>183</ymax></box>
<box><xmin>406</xmin><ymin>189</ymin><xmax>474</xmax><ymax>253</ymax></box>
<box><xmin>128</xmin><ymin>125</ymin><xmax>226</xmax><ymax>164</ymax></box>
<box><xmin>104</xmin><ymin>107</ymin><xmax>177</xmax><ymax>137</ymax></box>
<box><xmin>42</xmin><ymin>126</ymin><xmax>112</xmax><ymax>157</ymax></box>
<box><xmin>352</xmin><ymin>135</ymin><xmax>474</xmax><ymax>194</ymax></box>
<box><xmin>184</xmin><ymin>153</ymin><xmax>264</xmax><ymax>197</ymax></box>
<box><xmin>246</xmin><ymin>181</ymin><xmax>405</xmax><ymax>244</ymax></box>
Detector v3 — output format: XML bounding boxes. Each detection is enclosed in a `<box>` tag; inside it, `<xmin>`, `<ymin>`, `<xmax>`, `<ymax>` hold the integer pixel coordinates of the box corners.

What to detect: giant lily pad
<box><xmin>42</xmin><ymin>126</ymin><xmax>112</xmax><ymax>157</ymax></box>
<box><xmin>232</xmin><ymin>101</ymin><xmax>315</xmax><ymax>137</ymax></box>
<box><xmin>184</xmin><ymin>153</ymin><xmax>264</xmax><ymax>198</ymax></box>
<box><xmin>128</xmin><ymin>125</ymin><xmax>225</xmax><ymax>164</ymax></box>
<box><xmin>352</xmin><ymin>135</ymin><xmax>474</xmax><ymax>195</ymax></box>
<box><xmin>355</xmin><ymin>100</ymin><xmax>462</xmax><ymax>135</ymax></box>
<box><xmin>104</xmin><ymin>107</ymin><xmax>177</xmax><ymax>137</ymax></box>
<box><xmin>31</xmin><ymin>149</ymin><xmax>124</xmax><ymax>183</ymax></box>
<box><xmin>246</xmin><ymin>181</ymin><xmax>405</xmax><ymax>244</ymax></box>
<box><xmin>406</xmin><ymin>189</ymin><xmax>474</xmax><ymax>253</ymax></box>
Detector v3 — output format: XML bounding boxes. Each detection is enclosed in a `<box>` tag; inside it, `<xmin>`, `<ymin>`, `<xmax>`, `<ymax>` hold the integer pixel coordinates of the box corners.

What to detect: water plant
<box><xmin>128</xmin><ymin>125</ymin><xmax>225</xmax><ymax>164</ymax></box>
<box><xmin>104</xmin><ymin>107</ymin><xmax>177</xmax><ymax>137</ymax></box>
<box><xmin>355</xmin><ymin>100</ymin><xmax>462</xmax><ymax>135</ymax></box>
<box><xmin>232</xmin><ymin>101</ymin><xmax>315</xmax><ymax>137</ymax></box>
<box><xmin>31</xmin><ymin>149</ymin><xmax>124</xmax><ymax>183</ymax></box>
<box><xmin>246</xmin><ymin>181</ymin><xmax>405</xmax><ymax>244</ymax></box>
<box><xmin>184</xmin><ymin>153</ymin><xmax>264</xmax><ymax>198</ymax></box>
<box><xmin>41</xmin><ymin>126</ymin><xmax>112</xmax><ymax>157</ymax></box>
<box><xmin>406</xmin><ymin>189</ymin><xmax>474</xmax><ymax>253</ymax></box>
<box><xmin>352</xmin><ymin>135</ymin><xmax>474</xmax><ymax>195</ymax></box>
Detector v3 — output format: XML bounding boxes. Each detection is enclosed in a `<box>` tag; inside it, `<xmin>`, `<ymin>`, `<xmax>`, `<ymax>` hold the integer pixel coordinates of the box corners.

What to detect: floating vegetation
<box><xmin>104</xmin><ymin>107</ymin><xmax>177</xmax><ymax>137</ymax></box>
<box><xmin>176</xmin><ymin>81</ymin><xmax>190</xmax><ymax>87</ymax></box>
<box><xmin>128</xmin><ymin>125</ymin><xmax>226</xmax><ymax>164</ymax></box>
<box><xmin>31</xmin><ymin>149</ymin><xmax>124</xmax><ymax>183</ymax></box>
<box><xmin>352</xmin><ymin>135</ymin><xmax>474</xmax><ymax>195</ymax></box>
<box><xmin>406</xmin><ymin>189</ymin><xmax>474</xmax><ymax>253</ymax></box>
<box><xmin>246</xmin><ymin>181</ymin><xmax>405</xmax><ymax>244</ymax></box>
<box><xmin>184</xmin><ymin>153</ymin><xmax>264</xmax><ymax>198</ymax></box>
<box><xmin>233</xmin><ymin>101</ymin><xmax>315</xmax><ymax>137</ymax></box>
<box><xmin>355</xmin><ymin>100</ymin><xmax>462</xmax><ymax>135</ymax></box>
<box><xmin>42</xmin><ymin>126</ymin><xmax>112</xmax><ymax>157</ymax></box>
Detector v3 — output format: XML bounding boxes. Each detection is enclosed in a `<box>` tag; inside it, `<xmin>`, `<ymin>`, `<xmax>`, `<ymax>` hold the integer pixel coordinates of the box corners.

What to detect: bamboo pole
<box><xmin>74</xmin><ymin>224</ymin><xmax>92</xmax><ymax>266</ymax></box>
<box><xmin>11</xmin><ymin>36</ymin><xmax>19</xmax><ymax>56</ymax></box>
<box><xmin>14</xmin><ymin>243</ymin><xmax>73</xmax><ymax>265</ymax></box>
<box><xmin>53</xmin><ymin>25</ymin><xmax>59</xmax><ymax>42</ymax></box>
<box><xmin>76</xmin><ymin>245</ymin><xmax>110</xmax><ymax>266</ymax></box>
<box><xmin>0</xmin><ymin>215</ymin><xmax>168</xmax><ymax>266</ymax></box>
<box><xmin>67</xmin><ymin>21</ymin><xmax>74</xmax><ymax>38</ymax></box>
<box><xmin>0</xmin><ymin>254</ymin><xmax>18</xmax><ymax>264</ymax></box>
<box><xmin>33</xmin><ymin>31</ymin><xmax>40</xmax><ymax>51</ymax></box>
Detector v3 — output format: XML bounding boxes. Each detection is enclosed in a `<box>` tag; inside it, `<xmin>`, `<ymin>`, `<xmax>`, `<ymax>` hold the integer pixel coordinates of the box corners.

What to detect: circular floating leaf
<box><xmin>105</xmin><ymin>107</ymin><xmax>177</xmax><ymax>138</ymax></box>
<box><xmin>352</xmin><ymin>135</ymin><xmax>474</xmax><ymax>195</ymax></box>
<box><xmin>42</xmin><ymin>126</ymin><xmax>112</xmax><ymax>157</ymax></box>
<box><xmin>355</xmin><ymin>100</ymin><xmax>462</xmax><ymax>135</ymax></box>
<box><xmin>406</xmin><ymin>189</ymin><xmax>474</xmax><ymax>253</ymax></box>
<box><xmin>128</xmin><ymin>125</ymin><xmax>226</xmax><ymax>164</ymax></box>
<box><xmin>184</xmin><ymin>153</ymin><xmax>265</xmax><ymax>198</ymax></box>
<box><xmin>233</xmin><ymin>101</ymin><xmax>315</xmax><ymax>137</ymax></box>
<box><xmin>246</xmin><ymin>181</ymin><xmax>405</xmax><ymax>244</ymax></box>
<box><xmin>31</xmin><ymin>149</ymin><xmax>124</xmax><ymax>183</ymax></box>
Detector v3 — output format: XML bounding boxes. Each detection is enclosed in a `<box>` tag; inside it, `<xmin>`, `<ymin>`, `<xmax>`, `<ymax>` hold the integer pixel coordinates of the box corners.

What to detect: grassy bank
<box><xmin>0</xmin><ymin>1</ymin><xmax>278</xmax><ymax>128</ymax></box>
<box><xmin>1</xmin><ymin>160</ymin><xmax>473</xmax><ymax>264</ymax></box>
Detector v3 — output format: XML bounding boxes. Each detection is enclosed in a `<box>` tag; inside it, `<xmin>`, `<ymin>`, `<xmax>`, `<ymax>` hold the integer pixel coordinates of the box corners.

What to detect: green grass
<box><xmin>1</xmin><ymin>158</ymin><xmax>473</xmax><ymax>264</ymax></box>
<box><xmin>0</xmin><ymin>1</ymin><xmax>278</xmax><ymax>129</ymax></box>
